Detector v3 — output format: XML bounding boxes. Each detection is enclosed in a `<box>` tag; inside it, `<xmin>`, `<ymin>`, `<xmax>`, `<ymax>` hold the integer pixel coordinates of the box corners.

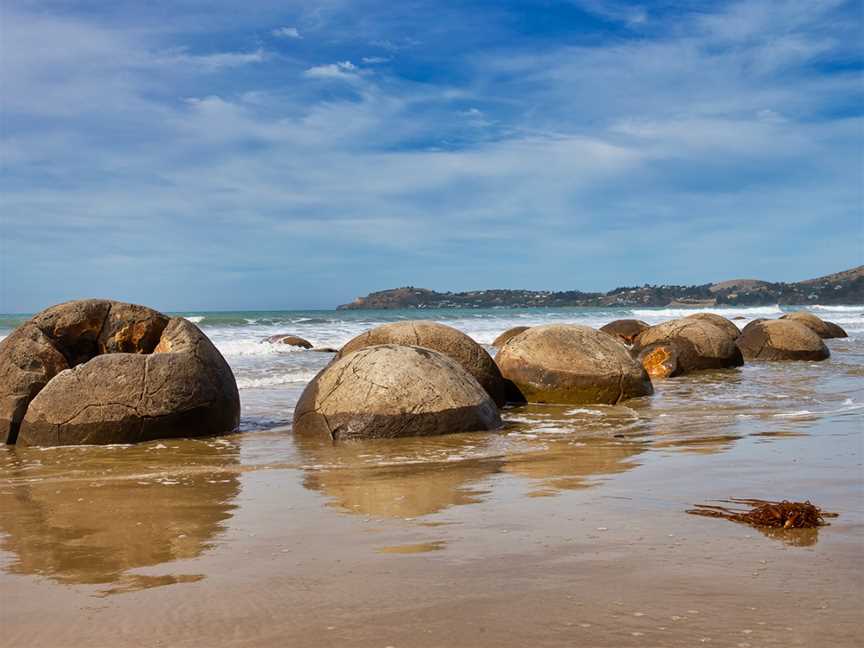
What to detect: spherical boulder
<box><xmin>684</xmin><ymin>313</ymin><xmax>740</xmax><ymax>340</ymax></box>
<box><xmin>599</xmin><ymin>319</ymin><xmax>649</xmax><ymax>344</ymax></box>
<box><xmin>265</xmin><ymin>334</ymin><xmax>313</xmax><ymax>348</ymax></box>
<box><xmin>632</xmin><ymin>318</ymin><xmax>743</xmax><ymax>374</ymax></box>
<box><xmin>780</xmin><ymin>312</ymin><xmax>847</xmax><ymax>339</ymax></box>
<box><xmin>337</xmin><ymin>321</ymin><xmax>509</xmax><ymax>406</ymax></box>
<box><xmin>293</xmin><ymin>344</ymin><xmax>501</xmax><ymax>441</ymax></box>
<box><xmin>494</xmin><ymin>324</ymin><xmax>653</xmax><ymax>405</ymax></box>
<box><xmin>736</xmin><ymin>319</ymin><xmax>830</xmax><ymax>361</ymax></box>
<box><xmin>492</xmin><ymin>326</ymin><xmax>530</xmax><ymax>347</ymax></box>
<box><xmin>0</xmin><ymin>299</ymin><xmax>240</xmax><ymax>446</ymax></box>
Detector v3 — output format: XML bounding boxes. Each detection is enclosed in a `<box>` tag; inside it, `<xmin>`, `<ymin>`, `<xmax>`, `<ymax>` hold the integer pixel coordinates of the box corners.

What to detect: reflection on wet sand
<box><xmin>501</xmin><ymin>404</ymin><xmax>645</xmax><ymax>494</ymax></box>
<box><xmin>0</xmin><ymin>439</ymin><xmax>241</xmax><ymax>593</ymax></box>
<box><xmin>758</xmin><ymin>526</ymin><xmax>820</xmax><ymax>547</ymax></box>
<box><xmin>295</xmin><ymin>406</ymin><xmax>650</xmax><ymax>514</ymax></box>
<box><xmin>294</xmin><ymin>434</ymin><xmax>503</xmax><ymax>518</ymax></box>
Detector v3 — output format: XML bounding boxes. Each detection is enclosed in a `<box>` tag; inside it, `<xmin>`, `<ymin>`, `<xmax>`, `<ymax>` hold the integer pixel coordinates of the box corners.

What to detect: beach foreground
<box><xmin>1</xmin><ymin>306</ymin><xmax>862</xmax><ymax>647</ymax></box>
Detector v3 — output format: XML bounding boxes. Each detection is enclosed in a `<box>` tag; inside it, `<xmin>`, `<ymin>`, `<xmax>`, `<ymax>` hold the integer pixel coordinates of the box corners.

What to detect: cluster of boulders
<box><xmin>0</xmin><ymin>300</ymin><xmax>847</xmax><ymax>446</ymax></box>
<box><xmin>293</xmin><ymin>310</ymin><xmax>846</xmax><ymax>442</ymax></box>
<box><xmin>0</xmin><ymin>299</ymin><xmax>240</xmax><ymax>447</ymax></box>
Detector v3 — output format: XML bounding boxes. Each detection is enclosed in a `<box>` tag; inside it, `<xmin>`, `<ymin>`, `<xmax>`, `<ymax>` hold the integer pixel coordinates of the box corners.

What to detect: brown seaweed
<box><xmin>686</xmin><ymin>498</ymin><xmax>837</xmax><ymax>529</ymax></box>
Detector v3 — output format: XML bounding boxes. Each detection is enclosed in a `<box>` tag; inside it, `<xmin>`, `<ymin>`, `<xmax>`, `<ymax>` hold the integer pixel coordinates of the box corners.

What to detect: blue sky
<box><xmin>1</xmin><ymin>0</ymin><xmax>862</xmax><ymax>312</ymax></box>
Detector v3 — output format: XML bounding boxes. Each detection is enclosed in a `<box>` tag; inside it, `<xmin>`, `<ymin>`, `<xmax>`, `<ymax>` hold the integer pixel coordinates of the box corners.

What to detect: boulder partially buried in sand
<box><xmin>492</xmin><ymin>326</ymin><xmax>531</xmax><ymax>348</ymax></box>
<box><xmin>293</xmin><ymin>344</ymin><xmax>501</xmax><ymax>441</ymax></box>
<box><xmin>684</xmin><ymin>313</ymin><xmax>741</xmax><ymax>340</ymax></box>
<box><xmin>0</xmin><ymin>299</ymin><xmax>240</xmax><ymax>446</ymax></box>
<box><xmin>780</xmin><ymin>312</ymin><xmax>847</xmax><ymax>339</ymax></box>
<box><xmin>337</xmin><ymin>320</ymin><xmax>509</xmax><ymax>406</ymax></box>
<box><xmin>632</xmin><ymin>318</ymin><xmax>743</xmax><ymax>374</ymax></box>
<box><xmin>494</xmin><ymin>324</ymin><xmax>653</xmax><ymax>405</ymax></box>
<box><xmin>599</xmin><ymin>319</ymin><xmax>649</xmax><ymax>345</ymax></box>
<box><xmin>735</xmin><ymin>319</ymin><xmax>830</xmax><ymax>361</ymax></box>
<box><xmin>264</xmin><ymin>334</ymin><xmax>313</xmax><ymax>348</ymax></box>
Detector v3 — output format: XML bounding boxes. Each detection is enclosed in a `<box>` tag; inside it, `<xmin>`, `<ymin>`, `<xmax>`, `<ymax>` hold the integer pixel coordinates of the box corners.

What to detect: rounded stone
<box><xmin>633</xmin><ymin>318</ymin><xmax>743</xmax><ymax>374</ymax></box>
<box><xmin>599</xmin><ymin>319</ymin><xmax>649</xmax><ymax>344</ymax></box>
<box><xmin>264</xmin><ymin>334</ymin><xmax>313</xmax><ymax>348</ymax></box>
<box><xmin>293</xmin><ymin>344</ymin><xmax>501</xmax><ymax>441</ymax></box>
<box><xmin>494</xmin><ymin>324</ymin><xmax>653</xmax><ymax>405</ymax></box>
<box><xmin>337</xmin><ymin>320</ymin><xmax>509</xmax><ymax>406</ymax></box>
<box><xmin>736</xmin><ymin>319</ymin><xmax>830</xmax><ymax>361</ymax></box>
<box><xmin>0</xmin><ymin>300</ymin><xmax>240</xmax><ymax>446</ymax></box>
<box><xmin>780</xmin><ymin>312</ymin><xmax>847</xmax><ymax>339</ymax></box>
<box><xmin>684</xmin><ymin>313</ymin><xmax>741</xmax><ymax>340</ymax></box>
<box><xmin>492</xmin><ymin>326</ymin><xmax>531</xmax><ymax>348</ymax></box>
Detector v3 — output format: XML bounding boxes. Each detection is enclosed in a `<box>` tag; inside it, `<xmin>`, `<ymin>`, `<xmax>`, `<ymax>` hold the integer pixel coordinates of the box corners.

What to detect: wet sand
<box><xmin>1</xmin><ymin>341</ymin><xmax>863</xmax><ymax>647</ymax></box>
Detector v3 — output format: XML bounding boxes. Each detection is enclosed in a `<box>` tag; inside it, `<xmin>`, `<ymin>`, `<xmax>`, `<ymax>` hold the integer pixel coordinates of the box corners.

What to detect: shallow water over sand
<box><xmin>1</xmin><ymin>307</ymin><xmax>862</xmax><ymax>646</ymax></box>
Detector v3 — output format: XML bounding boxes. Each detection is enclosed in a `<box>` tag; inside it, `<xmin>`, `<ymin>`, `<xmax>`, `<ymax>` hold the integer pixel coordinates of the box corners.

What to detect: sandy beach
<box><xmin>1</xmin><ymin>308</ymin><xmax>861</xmax><ymax>647</ymax></box>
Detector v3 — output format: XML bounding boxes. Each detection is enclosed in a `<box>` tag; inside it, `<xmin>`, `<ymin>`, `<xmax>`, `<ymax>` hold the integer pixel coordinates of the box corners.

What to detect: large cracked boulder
<box><xmin>337</xmin><ymin>320</ymin><xmax>509</xmax><ymax>406</ymax></box>
<box><xmin>684</xmin><ymin>313</ymin><xmax>741</xmax><ymax>340</ymax></box>
<box><xmin>632</xmin><ymin>318</ymin><xmax>743</xmax><ymax>374</ymax></box>
<box><xmin>780</xmin><ymin>312</ymin><xmax>847</xmax><ymax>339</ymax></box>
<box><xmin>293</xmin><ymin>344</ymin><xmax>501</xmax><ymax>441</ymax></box>
<box><xmin>492</xmin><ymin>326</ymin><xmax>531</xmax><ymax>348</ymax></box>
<box><xmin>494</xmin><ymin>324</ymin><xmax>653</xmax><ymax>405</ymax></box>
<box><xmin>735</xmin><ymin>319</ymin><xmax>830</xmax><ymax>361</ymax></box>
<box><xmin>0</xmin><ymin>299</ymin><xmax>240</xmax><ymax>446</ymax></box>
<box><xmin>599</xmin><ymin>319</ymin><xmax>649</xmax><ymax>345</ymax></box>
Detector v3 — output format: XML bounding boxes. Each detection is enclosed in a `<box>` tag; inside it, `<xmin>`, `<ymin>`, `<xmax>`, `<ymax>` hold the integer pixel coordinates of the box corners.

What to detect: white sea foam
<box><xmin>810</xmin><ymin>305</ymin><xmax>864</xmax><ymax>312</ymax></box>
<box><xmin>631</xmin><ymin>305</ymin><xmax>783</xmax><ymax>320</ymax></box>
<box><xmin>236</xmin><ymin>371</ymin><xmax>319</xmax><ymax>389</ymax></box>
<box><xmin>214</xmin><ymin>338</ymin><xmax>312</xmax><ymax>357</ymax></box>
<box><xmin>564</xmin><ymin>408</ymin><xmax>606</xmax><ymax>416</ymax></box>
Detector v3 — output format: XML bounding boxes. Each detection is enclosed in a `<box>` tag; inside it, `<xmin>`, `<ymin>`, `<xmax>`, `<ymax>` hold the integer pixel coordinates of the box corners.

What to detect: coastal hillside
<box><xmin>338</xmin><ymin>266</ymin><xmax>864</xmax><ymax>309</ymax></box>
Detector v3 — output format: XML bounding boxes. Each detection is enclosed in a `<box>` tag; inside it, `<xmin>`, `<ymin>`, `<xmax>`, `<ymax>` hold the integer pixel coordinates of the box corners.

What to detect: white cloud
<box><xmin>272</xmin><ymin>26</ymin><xmax>301</xmax><ymax>39</ymax></box>
<box><xmin>574</xmin><ymin>1</ymin><xmax>648</xmax><ymax>27</ymax></box>
<box><xmin>303</xmin><ymin>60</ymin><xmax>365</xmax><ymax>81</ymax></box>
<box><xmin>160</xmin><ymin>48</ymin><xmax>268</xmax><ymax>70</ymax></box>
<box><xmin>361</xmin><ymin>56</ymin><xmax>390</xmax><ymax>64</ymax></box>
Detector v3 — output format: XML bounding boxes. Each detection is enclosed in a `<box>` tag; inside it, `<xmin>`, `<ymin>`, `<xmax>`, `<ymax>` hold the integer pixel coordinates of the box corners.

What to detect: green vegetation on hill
<box><xmin>338</xmin><ymin>266</ymin><xmax>864</xmax><ymax>310</ymax></box>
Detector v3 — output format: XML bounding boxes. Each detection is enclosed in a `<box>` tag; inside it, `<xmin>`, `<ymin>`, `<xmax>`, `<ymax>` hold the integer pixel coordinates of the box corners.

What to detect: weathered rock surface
<box><xmin>0</xmin><ymin>300</ymin><xmax>240</xmax><ymax>446</ymax></box>
<box><xmin>633</xmin><ymin>318</ymin><xmax>743</xmax><ymax>374</ymax></box>
<box><xmin>780</xmin><ymin>312</ymin><xmax>847</xmax><ymax>339</ymax></box>
<box><xmin>635</xmin><ymin>342</ymin><xmax>681</xmax><ymax>379</ymax></box>
<box><xmin>599</xmin><ymin>319</ymin><xmax>649</xmax><ymax>344</ymax></box>
<box><xmin>735</xmin><ymin>319</ymin><xmax>830</xmax><ymax>361</ymax></box>
<box><xmin>337</xmin><ymin>321</ymin><xmax>509</xmax><ymax>406</ymax></box>
<box><xmin>494</xmin><ymin>324</ymin><xmax>653</xmax><ymax>405</ymax></box>
<box><xmin>0</xmin><ymin>325</ymin><xmax>69</xmax><ymax>444</ymax></box>
<box><xmin>264</xmin><ymin>334</ymin><xmax>313</xmax><ymax>348</ymax></box>
<box><xmin>293</xmin><ymin>344</ymin><xmax>501</xmax><ymax>440</ymax></box>
<box><xmin>492</xmin><ymin>326</ymin><xmax>531</xmax><ymax>347</ymax></box>
<box><xmin>684</xmin><ymin>313</ymin><xmax>741</xmax><ymax>340</ymax></box>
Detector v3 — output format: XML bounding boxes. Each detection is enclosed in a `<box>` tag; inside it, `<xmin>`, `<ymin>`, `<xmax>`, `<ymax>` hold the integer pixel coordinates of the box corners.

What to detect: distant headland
<box><xmin>338</xmin><ymin>266</ymin><xmax>864</xmax><ymax>310</ymax></box>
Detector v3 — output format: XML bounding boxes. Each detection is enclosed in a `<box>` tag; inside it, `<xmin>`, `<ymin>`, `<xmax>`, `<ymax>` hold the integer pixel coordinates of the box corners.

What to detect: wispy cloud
<box><xmin>156</xmin><ymin>47</ymin><xmax>268</xmax><ymax>70</ymax></box>
<box><xmin>303</xmin><ymin>60</ymin><xmax>366</xmax><ymax>81</ymax></box>
<box><xmin>272</xmin><ymin>26</ymin><xmax>301</xmax><ymax>38</ymax></box>
<box><xmin>573</xmin><ymin>0</ymin><xmax>648</xmax><ymax>26</ymax></box>
<box><xmin>1</xmin><ymin>0</ymin><xmax>861</xmax><ymax>311</ymax></box>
